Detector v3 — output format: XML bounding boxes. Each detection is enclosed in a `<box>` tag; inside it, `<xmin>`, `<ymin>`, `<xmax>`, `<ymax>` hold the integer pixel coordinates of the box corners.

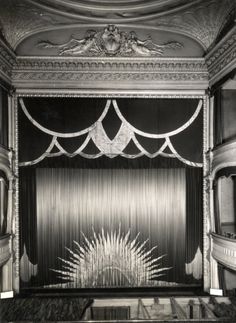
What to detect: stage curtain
<box><xmin>34</xmin><ymin>167</ymin><xmax>186</xmax><ymax>288</ymax></box>
<box><xmin>19</xmin><ymin>168</ymin><xmax>38</xmax><ymax>285</ymax></box>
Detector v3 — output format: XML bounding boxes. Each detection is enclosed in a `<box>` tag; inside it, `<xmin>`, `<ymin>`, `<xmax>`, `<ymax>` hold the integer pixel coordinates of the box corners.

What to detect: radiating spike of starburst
<box><xmin>52</xmin><ymin>228</ymin><xmax>171</xmax><ymax>288</ymax></box>
<box><xmin>150</xmin><ymin>267</ymin><xmax>173</xmax><ymax>276</ymax></box>
<box><xmin>145</xmin><ymin>254</ymin><xmax>167</xmax><ymax>267</ymax></box>
<box><xmin>123</xmin><ymin>229</ymin><xmax>131</xmax><ymax>246</ymax></box>
<box><xmin>65</xmin><ymin>247</ymin><xmax>82</xmax><ymax>262</ymax></box>
<box><xmin>141</xmin><ymin>246</ymin><xmax>157</xmax><ymax>259</ymax></box>
<box><xmin>130</xmin><ymin>232</ymin><xmax>140</xmax><ymax>251</ymax></box>
<box><xmin>73</xmin><ymin>240</ymin><xmax>87</xmax><ymax>256</ymax></box>
<box><xmin>81</xmin><ymin>232</ymin><xmax>93</xmax><ymax>252</ymax></box>
<box><xmin>58</xmin><ymin>257</ymin><xmax>78</xmax><ymax>270</ymax></box>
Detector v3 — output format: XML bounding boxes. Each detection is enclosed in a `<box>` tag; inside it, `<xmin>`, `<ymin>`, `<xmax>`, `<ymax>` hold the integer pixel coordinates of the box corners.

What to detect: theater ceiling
<box><xmin>0</xmin><ymin>0</ymin><xmax>235</xmax><ymax>57</ymax></box>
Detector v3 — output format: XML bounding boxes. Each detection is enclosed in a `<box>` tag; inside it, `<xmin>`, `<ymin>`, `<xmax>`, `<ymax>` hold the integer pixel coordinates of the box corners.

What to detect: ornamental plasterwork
<box><xmin>153</xmin><ymin>0</ymin><xmax>236</xmax><ymax>50</ymax></box>
<box><xmin>11</xmin><ymin>57</ymin><xmax>208</xmax><ymax>88</ymax></box>
<box><xmin>206</xmin><ymin>28</ymin><xmax>236</xmax><ymax>84</ymax></box>
<box><xmin>0</xmin><ymin>0</ymin><xmax>234</xmax><ymax>54</ymax></box>
<box><xmin>26</xmin><ymin>0</ymin><xmax>199</xmax><ymax>22</ymax></box>
<box><xmin>0</xmin><ymin>0</ymin><xmax>66</xmax><ymax>50</ymax></box>
<box><xmin>37</xmin><ymin>25</ymin><xmax>183</xmax><ymax>57</ymax></box>
<box><xmin>0</xmin><ymin>39</ymin><xmax>16</xmax><ymax>83</ymax></box>
<box><xmin>12</xmin><ymin>58</ymin><xmax>208</xmax><ymax>89</ymax></box>
<box><xmin>13</xmin><ymin>57</ymin><xmax>207</xmax><ymax>71</ymax></box>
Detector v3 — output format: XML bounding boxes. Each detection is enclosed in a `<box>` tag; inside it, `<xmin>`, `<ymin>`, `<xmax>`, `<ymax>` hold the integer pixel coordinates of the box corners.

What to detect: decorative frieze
<box><xmin>0</xmin><ymin>39</ymin><xmax>16</xmax><ymax>84</ymax></box>
<box><xmin>206</xmin><ymin>28</ymin><xmax>236</xmax><ymax>85</ymax></box>
<box><xmin>11</xmin><ymin>57</ymin><xmax>208</xmax><ymax>89</ymax></box>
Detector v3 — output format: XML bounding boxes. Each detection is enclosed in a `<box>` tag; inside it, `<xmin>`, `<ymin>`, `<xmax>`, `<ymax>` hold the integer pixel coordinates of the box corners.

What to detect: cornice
<box><xmin>0</xmin><ymin>39</ymin><xmax>16</xmax><ymax>84</ymax></box>
<box><xmin>206</xmin><ymin>27</ymin><xmax>236</xmax><ymax>86</ymax></box>
<box><xmin>12</xmin><ymin>56</ymin><xmax>208</xmax><ymax>90</ymax></box>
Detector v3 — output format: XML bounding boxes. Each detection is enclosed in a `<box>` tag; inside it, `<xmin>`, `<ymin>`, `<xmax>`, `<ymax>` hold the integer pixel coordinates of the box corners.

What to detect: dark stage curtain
<box><xmin>36</xmin><ymin>167</ymin><xmax>185</xmax><ymax>288</ymax></box>
<box><xmin>18</xmin><ymin>97</ymin><xmax>203</xmax><ymax>290</ymax></box>
<box><xmin>19</xmin><ymin>168</ymin><xmax>38</xmax><ymax>284</ymax></box>
<box><xmin>19</xmin><ymin>97</ymin><xmax>202</xmax><ymax>165</ymax></box>
<box><xmin>20</xmin><ymin>160</ymin><xmax>202</xmax><ymax>289</ymax></box>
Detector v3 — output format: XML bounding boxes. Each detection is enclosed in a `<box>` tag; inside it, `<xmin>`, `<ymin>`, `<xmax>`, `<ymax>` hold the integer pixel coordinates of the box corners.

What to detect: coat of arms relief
<box><xmin>38</xmin><ymin>24</ymin><xmax>183</xmax><ymax>56</ymax></box>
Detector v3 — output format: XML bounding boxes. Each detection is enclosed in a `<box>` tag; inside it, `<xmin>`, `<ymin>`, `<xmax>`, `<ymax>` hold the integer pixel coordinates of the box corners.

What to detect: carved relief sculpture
<box><xmin>38</xmin><ymin>24</ymin><xmax>183</xmax><ymax>57</ymax></box>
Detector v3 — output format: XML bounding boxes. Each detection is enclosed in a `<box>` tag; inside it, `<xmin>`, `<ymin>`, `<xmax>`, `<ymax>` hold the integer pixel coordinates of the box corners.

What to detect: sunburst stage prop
<box><xmin>51</xmin><ymin>228</ymin><xmax>171</xmax><ymax>288</ymax></box>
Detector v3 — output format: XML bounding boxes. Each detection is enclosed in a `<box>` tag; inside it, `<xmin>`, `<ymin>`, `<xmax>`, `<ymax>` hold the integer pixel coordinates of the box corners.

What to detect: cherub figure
<box><xmin>126</xmin><ymin>31</ymin><xmax>183</xmax><ymax>56</ymax></box>
<box><xmin>38</xmin><ymin>30</ymin><xmax>99</xmax><ymax>56</ymax></box>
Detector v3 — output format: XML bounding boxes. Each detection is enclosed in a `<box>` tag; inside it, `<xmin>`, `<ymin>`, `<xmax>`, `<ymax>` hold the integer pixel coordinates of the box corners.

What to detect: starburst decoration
<box><xmin>52</xmin><ymin>228</ymin><xmax>171</xmax><ymax>288</ymax></box>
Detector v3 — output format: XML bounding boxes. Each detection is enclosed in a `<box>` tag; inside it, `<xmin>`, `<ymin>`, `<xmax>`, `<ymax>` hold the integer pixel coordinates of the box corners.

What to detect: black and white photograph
<box><xmin>0</xmin><ymin>0</ymin><xmax>236</xmax><ymax>321</ymax></box>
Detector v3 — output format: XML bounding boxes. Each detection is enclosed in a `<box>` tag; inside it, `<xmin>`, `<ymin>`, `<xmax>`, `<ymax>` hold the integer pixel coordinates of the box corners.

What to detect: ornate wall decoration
<box><xmin>38</xmin><ymin>25</ymin><xmax>183</xmax><ymax>57</ymax></box>
<box><xmin>11</xmin><ymin>57</ymin><xmax>208</xmax><ymax>89</ymax></box>
<box><xmin>154</xmin><ymin>0</ymin><xmax>236</xmax><ymax>50</ymax></box>
<box><xmin>26</xmin><ymin>0</ymin><xmax>199</xmax><ymax>23</ymax></box>
<box><xmin>0</xmin><ymin>0</ymin><xmax>64</xmax><ymax>50</ymax></box>
<box><xmin>0</xmin><ymin>0</ymin><xmax>233</xmax><ymax>56</ymax></box>
<box><xmin>0</xmin><ymin>39</ymin><xmax>16</xmax><ymax>83</ymax></box>
<box><xmin>206</xmin><ymin>28</ymin><xmax>236</xmax><ymax>84</ymax></box>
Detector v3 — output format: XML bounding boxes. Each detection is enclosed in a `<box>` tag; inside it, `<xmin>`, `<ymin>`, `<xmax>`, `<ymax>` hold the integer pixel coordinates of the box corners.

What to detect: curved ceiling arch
<box><xmin>26</xmin><ymin>0</ymin><xmax>197</xmax><ymax>13</ymax></box>
<box><xmin>25</xmin><ymin>0</ymin><xmax>203</xmax><ymax>23</ymax></box>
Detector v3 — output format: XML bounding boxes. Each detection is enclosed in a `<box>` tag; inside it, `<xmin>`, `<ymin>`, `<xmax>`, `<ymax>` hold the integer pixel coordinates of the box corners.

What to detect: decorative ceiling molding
<box><xmin>153</xmin><ymin>0</ymin><xmax>236</xmax><ymax>50</ymax></box>
<box><xmin>37</xmin><ymin>25</ymin><xmax>183</xmax><ymax>57</ymax></box>
<box><xmin>25</xmin><ymin>0</ymin><xmax>202</xmax><ymax>23</ymax></box>
<box><xmin>0</xmin><ymin>0</ymin><xmax>67</xmax><ymax>50</ymax></box>
<box><xmin>11</xmin><ymin>57</ymin><xmax>208</xmax><ymax>90</ymax></box>
<box><xmin>0</xmin><ymin>0</ymin><xmax>234</xmax><ymax>54</ymax></box>
<box><xmin>206</xmin><ymin>27</ymin><xmax>236</xmax><ymax>85</ymax></box>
